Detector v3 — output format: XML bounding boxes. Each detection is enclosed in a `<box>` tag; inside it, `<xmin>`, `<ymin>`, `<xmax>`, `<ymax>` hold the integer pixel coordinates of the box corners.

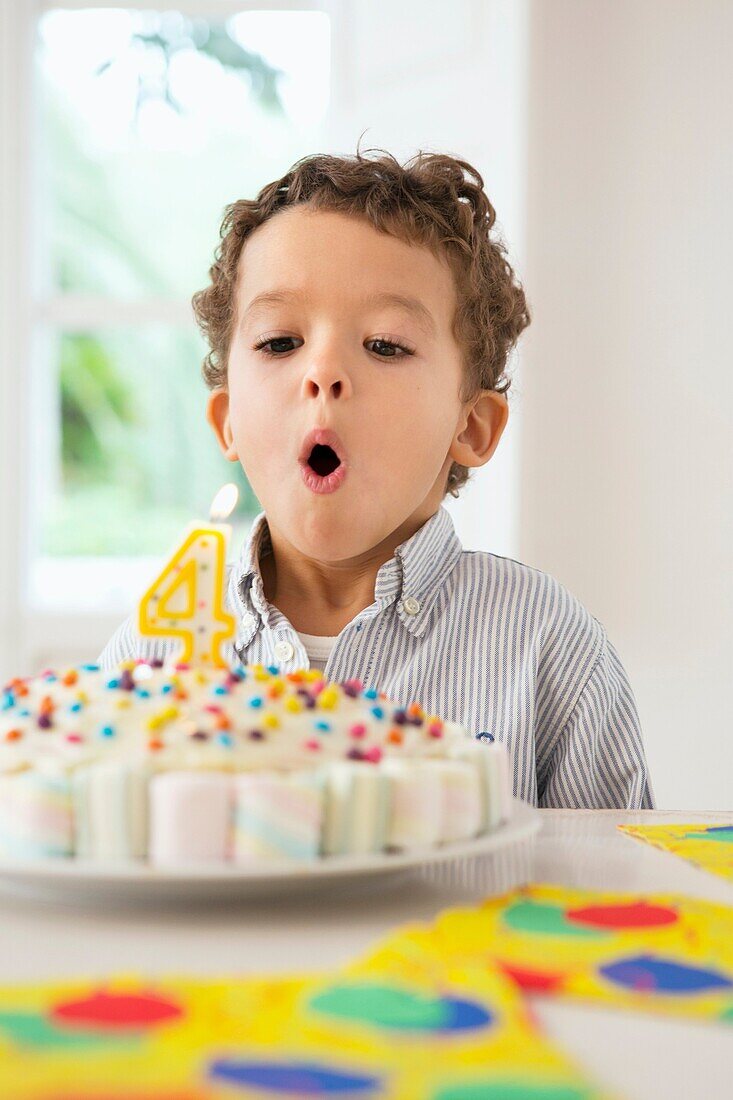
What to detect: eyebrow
<box><xmin>241</xmin><ymin>288</ymin><xmax>437</xmax><ymax>337</ymax></box>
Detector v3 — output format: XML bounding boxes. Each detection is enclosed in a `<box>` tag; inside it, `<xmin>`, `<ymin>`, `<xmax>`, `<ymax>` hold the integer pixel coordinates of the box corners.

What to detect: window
<box><xmin>28</xmin><ymin>4</ymin><xmax>331</xmax><ymax>612</ymax></box>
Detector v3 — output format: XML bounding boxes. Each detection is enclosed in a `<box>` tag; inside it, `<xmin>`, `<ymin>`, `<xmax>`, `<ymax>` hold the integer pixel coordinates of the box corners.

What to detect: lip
<box><xmin>298</xmin><ymin>427</ymin><xmax>348</xmax><ymax>467</ymax></box>
<box><xmin>300</xmin><ymin>461</ymin><xmax>348</xmax><ymax>494</ymax></box>
<box><xmin>298</xmin><ymin>427</ymin><xmax>349</xmax><ymax>495</ymax></box>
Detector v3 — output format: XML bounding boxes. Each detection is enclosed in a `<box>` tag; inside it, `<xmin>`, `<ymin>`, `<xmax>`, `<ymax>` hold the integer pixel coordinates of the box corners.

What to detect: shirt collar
<box><xmin>228</xmin><ymin>505</ymin><xmax>464</xmax><ymax>650</ymax></box>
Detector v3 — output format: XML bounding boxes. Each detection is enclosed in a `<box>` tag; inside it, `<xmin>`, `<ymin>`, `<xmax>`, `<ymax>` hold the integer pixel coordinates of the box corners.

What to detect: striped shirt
<box><xmin>98</xmin><ymin>505</ymin><xmax>656</xmax><ymax>810</ymax></box>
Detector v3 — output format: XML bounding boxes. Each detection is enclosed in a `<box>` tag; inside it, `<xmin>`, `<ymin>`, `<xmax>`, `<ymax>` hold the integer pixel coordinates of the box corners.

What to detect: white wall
<box><xmin>519</xmin><ymin>0</ymin><xmax>733</xmax><ymax>809</ymax></box>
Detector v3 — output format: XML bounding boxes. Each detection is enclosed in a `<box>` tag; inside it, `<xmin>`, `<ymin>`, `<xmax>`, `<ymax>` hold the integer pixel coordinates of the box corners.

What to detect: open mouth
<box><xmin>307</xmin><ymin>444</ymin><xmax>341</xmax><ymax>478</ymax></box>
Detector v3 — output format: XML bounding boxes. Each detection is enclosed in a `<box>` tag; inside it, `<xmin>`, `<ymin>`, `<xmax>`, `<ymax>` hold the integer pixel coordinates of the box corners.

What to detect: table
<box><xmin>0</xmin><ymin>809</ymin><xmax>731</xmax><ymax>1099</ymax></box>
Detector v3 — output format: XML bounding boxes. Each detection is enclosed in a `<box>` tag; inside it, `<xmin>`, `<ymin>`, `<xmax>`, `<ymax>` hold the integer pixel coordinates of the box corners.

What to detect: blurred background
<box><xmin>0</xmin><ymin>1</ymin><xmax>730</xmax><ymax>808</ymax></box>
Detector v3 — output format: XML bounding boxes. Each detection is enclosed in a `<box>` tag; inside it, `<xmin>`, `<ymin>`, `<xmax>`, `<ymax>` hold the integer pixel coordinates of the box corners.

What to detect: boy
<box><xmin>99</xmin><ymin>146</ymin><xmax>655</xmax><ymax>810</ymax></box>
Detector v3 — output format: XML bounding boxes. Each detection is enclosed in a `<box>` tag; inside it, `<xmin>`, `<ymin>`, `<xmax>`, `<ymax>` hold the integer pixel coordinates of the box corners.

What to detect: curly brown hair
<box><xmin>191</xmin><ymin>142</ymin><xmax>531</xmax><ymax>498</ymax></box>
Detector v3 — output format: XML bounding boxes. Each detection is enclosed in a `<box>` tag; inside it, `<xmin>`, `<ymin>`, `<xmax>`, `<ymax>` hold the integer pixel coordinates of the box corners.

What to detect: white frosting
<box><xmin>0</xmin><ymin>659</ymin><xmax>470</xmax><ymax>774</ymax></box>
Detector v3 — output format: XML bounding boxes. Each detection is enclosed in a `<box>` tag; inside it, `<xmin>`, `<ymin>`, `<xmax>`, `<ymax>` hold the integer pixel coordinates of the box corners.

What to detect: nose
<box><xmin>300</xmin><ymin>347</ymin><xmax>352</xmax><ymax>401</ymax></box>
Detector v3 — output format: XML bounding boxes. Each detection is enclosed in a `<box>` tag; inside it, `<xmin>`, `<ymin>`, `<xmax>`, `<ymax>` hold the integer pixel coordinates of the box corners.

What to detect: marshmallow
<box><xmin>322</xmin><ymin>761</ymin><xmax>391</xmax><ymax>856</ymax></box>
<box><xmin>73</xmin><ymin>761</ymin><xmax>150</xmax><ymax>860</ymax></box>
<box><xmin>0</xmin><ymin>768</ymin><xmax>74</xmax><ymax>858</ymax></box>
<box><xmin>381</xmin><ymin>758</ymin><xmax>445</xmax><ymax>850</ymax></box>
<box><xmin>233</xmin><ymin>770</ymin><xmax>325</xmax><ymax>862</ymax></box>
<box><xmin>149</xmin><ymin>771</ymin><xmax>233</xmax><ymax>864</ymax></box>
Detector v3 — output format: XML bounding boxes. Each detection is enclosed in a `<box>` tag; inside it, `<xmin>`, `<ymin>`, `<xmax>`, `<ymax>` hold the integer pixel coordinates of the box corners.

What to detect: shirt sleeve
<box><xmin>537</xmin><ymin>630</ymin><xmax>656</xmax><ymax>809</ymax></box>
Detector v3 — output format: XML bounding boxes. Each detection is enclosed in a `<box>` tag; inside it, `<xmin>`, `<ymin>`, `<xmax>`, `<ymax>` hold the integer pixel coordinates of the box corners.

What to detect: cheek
<box><xmin>224</xmin><ymin>381</ymin><xmax>272</xmax><ymax>472</ymax></box>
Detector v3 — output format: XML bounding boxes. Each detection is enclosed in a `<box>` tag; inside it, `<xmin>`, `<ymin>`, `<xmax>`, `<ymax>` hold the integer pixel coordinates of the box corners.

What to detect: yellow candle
<box><xmin>138</xmin><ymin>484</ymin><xmax>239</xmax><ymax>668</ymax></box>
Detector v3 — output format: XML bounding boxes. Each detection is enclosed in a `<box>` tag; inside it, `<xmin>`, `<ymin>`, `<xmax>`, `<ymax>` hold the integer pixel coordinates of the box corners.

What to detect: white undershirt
<box><xmin>295</xmin><ymin>629</ymin><xmax>339</xmax><ymax>673</ymax></box>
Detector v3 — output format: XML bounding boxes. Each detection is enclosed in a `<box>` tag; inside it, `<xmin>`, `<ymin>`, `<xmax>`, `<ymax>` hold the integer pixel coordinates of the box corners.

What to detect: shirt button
<box><xmin>402</xmin><ymin>596</ymin><xmax>421</xmax><ymax>615</ymax></box>
<box><xmin>274</xmin><ymin>640</ymin><xmax>294</xmax><ymax>661</ymax></box>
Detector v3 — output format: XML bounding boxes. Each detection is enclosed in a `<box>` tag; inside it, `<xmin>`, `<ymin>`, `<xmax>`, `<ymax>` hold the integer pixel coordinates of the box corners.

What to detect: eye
<box><xmin>253</xmin><ymin>335</ymin><xmax>302</xmax><ymax>357</ymax></box>
<box><xmin>367</xmin><ymin>337</ymin><xmax>414</xmax><ymax>359</ymax></box>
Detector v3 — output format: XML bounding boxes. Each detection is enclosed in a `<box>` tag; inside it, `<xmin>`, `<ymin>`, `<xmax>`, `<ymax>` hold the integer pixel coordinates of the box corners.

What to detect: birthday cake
<box><xmin>0</xmin><ymin>659</ymin><xmax>512</xmax><ymax>865</ymax></box>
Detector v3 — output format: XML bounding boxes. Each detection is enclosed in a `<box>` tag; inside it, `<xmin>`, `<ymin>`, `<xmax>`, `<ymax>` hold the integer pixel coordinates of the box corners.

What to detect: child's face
<box><xmin>208</xmin><ymin>205</ymin><xmax>504</xmax><ymax>563</ymax></box>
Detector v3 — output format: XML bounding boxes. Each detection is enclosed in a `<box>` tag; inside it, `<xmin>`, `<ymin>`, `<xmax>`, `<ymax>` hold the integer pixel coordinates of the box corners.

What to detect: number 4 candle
<box><xmin>138</xmin><ymin>484</ymin><xmax>239</xmax><ymax>668</ymax></box>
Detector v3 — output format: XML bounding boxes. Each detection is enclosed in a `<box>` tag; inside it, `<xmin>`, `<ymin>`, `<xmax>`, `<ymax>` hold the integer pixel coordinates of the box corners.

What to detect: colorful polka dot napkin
<box><xmin>618</xmin><ymin>823</ymin><xmax>733</xmax><ymax>884</ymax></box>
<box><xmin>0</xmin><ymin>953</ymin><xmax>614</xmax><ymax>1099</ymax></box>
<box><xmin>358</xmin><ymin>883</ymin><xmax>733</xmax><ymax>1027</ymax></box>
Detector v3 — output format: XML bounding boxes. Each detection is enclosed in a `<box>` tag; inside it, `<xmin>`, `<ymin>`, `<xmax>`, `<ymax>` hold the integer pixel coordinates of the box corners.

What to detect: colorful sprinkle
<box><xmin>317</xmin><ymin>687</ymin><xmax>340</xmax><ymax>709</ymax></box>
<box><xmin>99</xmin><ymin>725</ymin><xmax>115</xmax><ymax>739</ymax></box>
<box><xmin>118</xmin><ymin>670</ymin><xmax>135</xmax><ymax>692</ymax></box>
<box><xmin>4</xmin><ymin>729</ymin><xmax>22</xmax><ymax>742</ymax></box>
<box><xmin>348</xmin><ymin>723</ymin><xmax>367</xmax><ymax>740</ymax></box>
<box><xmin>145</xmin><ymin>706</ymin><xmax>179</xmax><ymax>732</ymax></box>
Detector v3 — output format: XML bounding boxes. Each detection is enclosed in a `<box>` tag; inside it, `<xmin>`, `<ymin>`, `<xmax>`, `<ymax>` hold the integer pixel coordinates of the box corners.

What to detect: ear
<box><xmin>206</xmin><ymin>389</ymin><xmax>239</xmax><ymax>461</ymax></box>
<box><xmin>450</xmin><ymin>390</ymin><xmax>509</xmax><ymax>469</ymax></box>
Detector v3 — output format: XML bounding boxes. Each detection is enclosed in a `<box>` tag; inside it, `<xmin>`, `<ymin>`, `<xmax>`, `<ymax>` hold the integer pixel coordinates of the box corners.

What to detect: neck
<box><xmin>258</xmin><ymin>506</ymin><xmax>438</xmax><ymax>636</ymax></box>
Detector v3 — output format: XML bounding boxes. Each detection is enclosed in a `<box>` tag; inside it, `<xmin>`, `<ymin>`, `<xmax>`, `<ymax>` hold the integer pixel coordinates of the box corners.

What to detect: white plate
<box><xmin>0</xmin><ymin>797</ymin><xmax>540</xmax><ymax>905</ymax></box>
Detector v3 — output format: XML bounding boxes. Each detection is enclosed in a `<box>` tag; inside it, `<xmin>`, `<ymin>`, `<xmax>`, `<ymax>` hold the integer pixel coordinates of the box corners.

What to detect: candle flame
<box><xmin>209</xmin><ymin>483</ymin><xmax>239</xmax><ymax>522</ymax></box>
